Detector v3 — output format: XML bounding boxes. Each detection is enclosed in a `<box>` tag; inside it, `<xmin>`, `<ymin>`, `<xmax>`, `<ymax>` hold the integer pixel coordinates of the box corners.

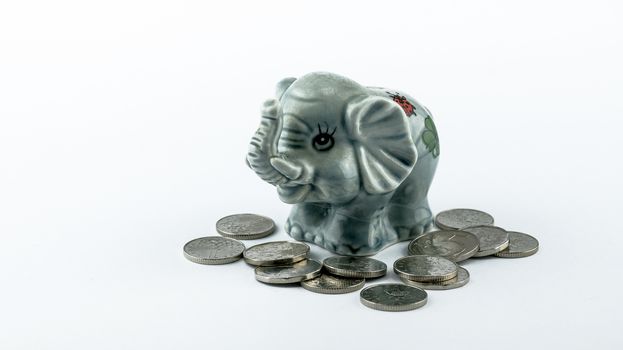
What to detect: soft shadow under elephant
<box><xmin>246</xmin><ymin>72</ymin><xmax>440</xmax><ymax>256</ymax></box>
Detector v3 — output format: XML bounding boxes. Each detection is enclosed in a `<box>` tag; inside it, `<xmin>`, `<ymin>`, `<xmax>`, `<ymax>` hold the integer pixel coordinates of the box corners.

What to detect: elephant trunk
<box><xmin>246</xmin><ymin>99</ymin><xmax>289</xmax><ymax>186</ymax></box>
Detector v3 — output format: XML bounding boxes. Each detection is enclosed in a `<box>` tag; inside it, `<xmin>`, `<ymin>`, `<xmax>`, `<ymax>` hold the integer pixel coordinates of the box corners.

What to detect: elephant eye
<box><xmin>312</xmin><ymin>123</ymin><xmax>336</xmax><ymax>152</ymax></box>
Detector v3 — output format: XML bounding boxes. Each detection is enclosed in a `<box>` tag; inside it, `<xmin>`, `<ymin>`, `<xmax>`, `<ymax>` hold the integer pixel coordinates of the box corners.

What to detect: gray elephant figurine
<box><xmin>246</xmin><ymin>72</ymin><xmax>440</xmax><ymax>256</ymax></box>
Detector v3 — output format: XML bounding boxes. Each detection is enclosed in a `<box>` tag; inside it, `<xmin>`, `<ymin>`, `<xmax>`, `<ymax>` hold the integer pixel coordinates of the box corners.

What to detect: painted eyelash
<box><xmin>317</xmin><ymin>122</ymin><xmax>337</xmax><ymax>136</ymax></box>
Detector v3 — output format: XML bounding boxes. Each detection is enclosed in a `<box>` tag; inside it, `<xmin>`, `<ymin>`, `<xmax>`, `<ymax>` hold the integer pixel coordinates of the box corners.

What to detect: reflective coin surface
<box><xmin>255</xmin><ymin>260</ymin><xmax>322</xmax><ymax>284</ymax></box>
<box><xmin>435</xmin><ymin>209</ymin><xmax>494</xmax><ymax>230</ymax></box>
<box><xmin>323</xmin><ymin>256</ymin><xmax>387</xmax><ymax>278</ymax></box>
<box><xmin>360</xmin><ymin>283</ymin><xmax>428</xmax><ymax>312</ymax></box>
<box><xmin>495</xmin><ymin>231</ymin><xmax>539</xmax><ymax>258</ymax></box>
<box><xmin>301</xmin><ymin>274</ymin><xmax>365</xmax><ymax>294</ymax></box>
<box><xmin>462</xmin><ymin>225</ymin><xmax>510</xmax><ymax>257</ymax></box>
<box><xmin>401</xmin><ymin>267</ymin><xmax>470</xmax><ymax>290</ymax></box>
<box><xmin>183</xmin><ymin>236</ymin><xmax>245</xmax><ymax>265</ymax></box>
<box><xmin>408</xmin><ymin>230</ymin><xmax>480</xmax><ymax>262</ymax></box>
<box><xmin>243</xmin><ymin>241</ymin><xmax>310</xmax><ymax>266</ymax></box>
<box><xmin>216</xmin><ymin>213</ymin><xmax>275</xmax><ymax>240</ymax></box>
<box><xmin>394</xmin><ymin>255</ymin><xmax>458</xmax><ymax>282</ymax></box>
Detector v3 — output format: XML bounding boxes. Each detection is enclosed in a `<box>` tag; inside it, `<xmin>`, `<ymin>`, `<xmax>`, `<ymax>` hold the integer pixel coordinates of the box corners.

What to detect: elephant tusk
<box><xmin>270</xmin><ymin>157</ymin><xmax>304</xmax><ymax>181</ymax></box>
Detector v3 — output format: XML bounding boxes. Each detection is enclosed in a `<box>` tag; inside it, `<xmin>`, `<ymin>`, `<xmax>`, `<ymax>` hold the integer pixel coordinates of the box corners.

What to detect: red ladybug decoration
<box><xmin>387</xmin><ymin>92</ymin><xmax>415</xmax><ymax>117</ymax></box>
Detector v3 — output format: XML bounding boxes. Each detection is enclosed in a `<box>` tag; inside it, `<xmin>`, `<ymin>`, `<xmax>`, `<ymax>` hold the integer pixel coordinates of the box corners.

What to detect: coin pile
<box><xmin>432</xmin><ymin>208</ymin><xmax>539</xmax><ymax>259</ymax></box>
<box><xmin>244</xmin><ymin>242</ymin><xmax>389</xmax><ymax>294</ymax></box>
<box><xmin>183</xmin><ymin>210</ymin><xmax>539</xmax><ymax>312</ymax></box>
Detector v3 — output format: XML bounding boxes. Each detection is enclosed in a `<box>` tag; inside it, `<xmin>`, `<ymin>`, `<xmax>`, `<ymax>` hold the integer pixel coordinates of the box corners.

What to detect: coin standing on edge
<box><xmin>394</xmin><ymin>255</ymin><xmax>458</xmax><ymax>282</ymax></box>
<box><xmin>495</xmin><ymin>231</ymin><xmax>539</xmax><ymax>258</ymax></box>
<box><xmin>401</xmin><ymin>267</ymin><xmax>470</xmax><ymax>290</ymax></box>
<box><xmin>435</xmin><ymin>209</ymin><xmax>494</xmax><ymax>230</ymax></box>
<box><xmin>255</xmin><ymin>260</ymin><xmax>322</xmax><ymax>284</ymax></box>
<box><xmin>462</xmin><ymin>225</ymin><xmax>510</xmax><ymax>257</ymax></box>
<box><xmin>243</xmin><ymin>241</ymin><xmax>310</xmax><ymax>266</ymax></box>
<box><xmin>408</xmin><ymin>230</ymin><xmax>480</xmax><ymax>262</ymax></box>
<box><xmin>301</xmin><ymin>274</ymin><xmax>365</xmax><ymax>294</ymax></box>
<box><xmin>183</xmin><ymin>236</ymin><xmax>245</xmax><ymax>265</ymax></box>
<box><xmin>323</xmin><ymin>256</ymin><xmax>387</xmax><ymax>278</ymax></box>
<box><xmin>216</xmin><ymin>213</ymin><xmax>276</xmax><ymax>240</ymax></box>
<box><xmin>360</xmin><ymin>284</ymin><xmax>428</xmax><ymax>312</ymax></box>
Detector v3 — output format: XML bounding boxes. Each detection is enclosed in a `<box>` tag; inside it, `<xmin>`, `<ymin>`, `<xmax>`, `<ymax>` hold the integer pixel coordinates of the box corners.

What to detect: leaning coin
<box><xmin>408</xmin><ymin>230</ymin><xmax>480</xmax><ymax>262</ymax></box>
<box><xmin>216</xmin><ymin>213</ymin><xmax>275</xmax><ymax>240</ymax></box>
<box><xmin>435</xmin><ymin>208</ymin><xmax>494</xmax><ymax>230</ymax></box>
<box><xmin>462</xmin><ymin>225</ymin><xmax>510</xmax><ymax>257</ymax></box>
<box><xmin>401</xmin><ymin>267</ymin><xmax>470</xmax><ymax>290</ymax></box>
<box><xmin>301</xmin><ymin>274</ymin><xmax>365</xmax><ymax>294</ymax></box>
<box><xmin>243</xmin><ymin>241</ymin><xmax>310</xmax><ymax>266</ymax></box>
<box><xmin>323</xmin><ymin>256</ymin><xmax>387</xmax><ymax>278</ymax></box>
<box><xmin>360</xmin><ymin>283</ymin><xmax>428</xmax><ymax>312</ymax></box>
<box><xmin>495</xmin><ymin>231</ymin><xmax>539</xmax><ymax>258</ymax></box>
<box><xmin>183</xmin><ymin>236</ymin><xmax>245</xmax><ymax>265</ymax></box>
<box><xmin>255</xmin><ymin>260</ymin><xmax>322</xmax><ymax>284</ymax></box>
<box><xmin>394</xmin><ymin>255</ymin><xmax>458</xmax><ymax>282</ymax></box>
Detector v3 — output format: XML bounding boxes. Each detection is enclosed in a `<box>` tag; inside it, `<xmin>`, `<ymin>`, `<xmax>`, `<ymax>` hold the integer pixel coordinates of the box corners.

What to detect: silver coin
<box><xmin>462</xmin><ymin>225</ymin><xmax>510</xmax><ymax>257</ymax></box>
<box><xmin>243</xmin><ymin>241</ymin><xmax>310</xmax><ymax>266</ymax></box>
<box><xmin>360</xmin><ymin>283</ymin><xmax>428</xmax><ymax>312</ymax></box>
<box><xmin>183</xmin><ymin>236</ymin><xmax>245</xmax><ymax>265</ymax></box>
<box><xmin>323</xmin><ymin>256</ymin><xmax>387</xmax><ymax>278</ymax></box>
<box><xmin>255</xmin><ymin>259</ymin><xmax>322</xmax><ymax>284</ymax></box>
<box><xmin>401</xmin><ymin>267</ymin><xmax>470</xmax><ymax>290</ymax></box>
<box><xmin>301</xmin><ymin>274</ymin><xmax>365</xmax><ymax>294</ymax></box>
<box><xmin>216</xmin><ymin>213</ymin><xmax>275</xmax><ymax>240</ymax></box>
<box><xmin>394</xmin><ymin>255</ymin><xmax>458</xmax><ymax>282</ymax></box>
<box><xmin>495</xmin><ymin>231</ymin><xmax>539</xmax><ymax>258</ymax></box>
<box><xmin>408</xmin><ymin>230</ymin><xmax>480</xmax><ymax>262</ymax></box>
<box><xmin>435</xmin><ymin>208</ymin><xmax>494</xmax><ymax>230</ymax></box>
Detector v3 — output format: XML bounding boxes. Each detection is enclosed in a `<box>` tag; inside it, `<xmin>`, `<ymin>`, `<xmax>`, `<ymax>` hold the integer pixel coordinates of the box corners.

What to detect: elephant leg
<box><xmin>285</xmin><ymin>203</ymin><xmax>331</xmax><ymax>247</ymax></box>
<box><xmin>388</xmin><ymin>151</ymin><xmax>439</xmax><ymax>240</ymax></box>
<box><xmin>286</xmin><ymin>201</ymin><xmax>398</xmax><ymax>256</ymax></box>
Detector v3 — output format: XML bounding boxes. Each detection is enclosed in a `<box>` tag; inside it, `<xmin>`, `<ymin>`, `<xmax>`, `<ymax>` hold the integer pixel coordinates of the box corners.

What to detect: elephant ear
<box><xmin>345</xmin><ymin>95</ymin><xmax>417</xmax><ymax>194</ymax></box>
<box><xmin>275</xmin><ymin>77</ymin><xmax>296</xmax><ymax>100</ymax></box>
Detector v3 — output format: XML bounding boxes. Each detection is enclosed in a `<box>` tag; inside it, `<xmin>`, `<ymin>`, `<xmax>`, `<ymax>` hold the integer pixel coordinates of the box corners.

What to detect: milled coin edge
<box><xmin>400</xmin><ymin>267</ymin><xmax>470</xmax><ymax>290</ymax></box>
<box><xmin>182</xmin><ymin>236</ymin><xmax>245</xmax><ymax>265</ymax></box>
<box><xmin>407</xmin><ymin>230</ymin><xmax>480</xmax><ymax>262</ymax></box>
<box><xmin>242</xmin><ymin>241</ymin><xmax>310</xmax><ymax>266</ymax></box>
<box><xmin>473</xmin><ymin>237</ymin><xmax>510</xmax><ymax>257</ymax></box>
<box><xmin>463</xmin><ymin>225</ymin><xmax>510</xmax><ymax>257</ymax></box>
<box><xmin>244</xmin><ymin>254</ymin><xmax>307</xmax><ymax>266</ymax></box>
<box><xmin>300</xmin><ymin>275</ymin><xmax>366</xmax><ymax>294</ymax></box>
<box><xmin>393</xmin><ymin>256</ymin><xmax>459</xmax><ymax>282</ymax></box>
<box><xmin>218</xmin><ymin>230</ymin><xmax>275</xmax><ymax>240</ymax></box>
<box><xmin>494</xmin><ymin>232</ymin><xmax>539</xmax><ymax>258</ymax></box>
<box><xmin>495</xmin><ymin>247</ymin><xmax>538</xmax><ymax>258</ymax></box>
<box><xmin>215</xmin><ymin>213</ymin><xmax>276</xmax><ymax>239</ymax></box>
<box><xmin>359</xmin><ymin>284</ymin><xmax>428</xmax><ymax>312</ymax></box>
<box><xmin>183</xmin><ymin>251</ymin><xmax>243</xmax><ymax>265</ymax></box>
<box><xmin>254</xmin><ymin>261</ymin><xmax>322</xmax><ymax>284</ymax></box>
<box><xmin>434</xmin><ymin>208</ymin><xmax>495</xmax><ymax>230</ymax></box>
<box><xmin>322</xmin><ymin>258</ymin><xmax>387</xmax><ymax>278</ymax></box>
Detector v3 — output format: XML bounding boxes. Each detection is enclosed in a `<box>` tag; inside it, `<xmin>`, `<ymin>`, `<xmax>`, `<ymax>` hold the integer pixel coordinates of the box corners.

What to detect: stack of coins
<box><xmin>183</xmin><ymin>209</ymin><xmax>539</xmax><ymax>312</ymax></box>
<box><xmin>308</xmin><ymin>256</ymin><xmax>387</xmax><ymax>294</ymax></box>
<box><xmin>432</xmin><ymin>208</ymin><xmax>539</xmax><ymax>260</ymax></box>
<box><xmin>244</xmin><ymin>241</ymin><xmax>322</xmax><ymax>284</ymax></box>
<box><xmin>398</xmin><ymin>208</ymin><xmax>540</xmax><ymax>293</ymax></box>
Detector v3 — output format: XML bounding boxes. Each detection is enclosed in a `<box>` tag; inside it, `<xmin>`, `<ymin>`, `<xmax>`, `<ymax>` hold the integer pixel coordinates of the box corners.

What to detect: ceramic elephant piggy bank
<box><xmin>246</xmin><ymin>72</ymin><xmax>440</xmax><ymax>256</ymax></box>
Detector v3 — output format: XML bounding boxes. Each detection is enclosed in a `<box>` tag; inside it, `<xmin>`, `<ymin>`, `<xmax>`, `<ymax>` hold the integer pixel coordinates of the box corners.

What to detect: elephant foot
<box><xmin>285</xmin><ymin>218</ymin><xmax>326</xmax><ymax>248</ymax></box>
<box><xmin>284</xmin><ymin>217</ymin><xmax>397</xmax><ymax>256</ymax></box>
<box><xmin>388</xmin><ymin>202</ymin><xmax>434</xmax><ymax>240</ymax></box>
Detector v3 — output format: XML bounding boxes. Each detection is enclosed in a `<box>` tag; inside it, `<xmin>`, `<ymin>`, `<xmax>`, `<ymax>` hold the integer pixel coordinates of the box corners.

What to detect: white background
<box><xmin>1</xmin><ymin>1</ymin><xmax>622</xmax><ymax>349</ymax></box>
